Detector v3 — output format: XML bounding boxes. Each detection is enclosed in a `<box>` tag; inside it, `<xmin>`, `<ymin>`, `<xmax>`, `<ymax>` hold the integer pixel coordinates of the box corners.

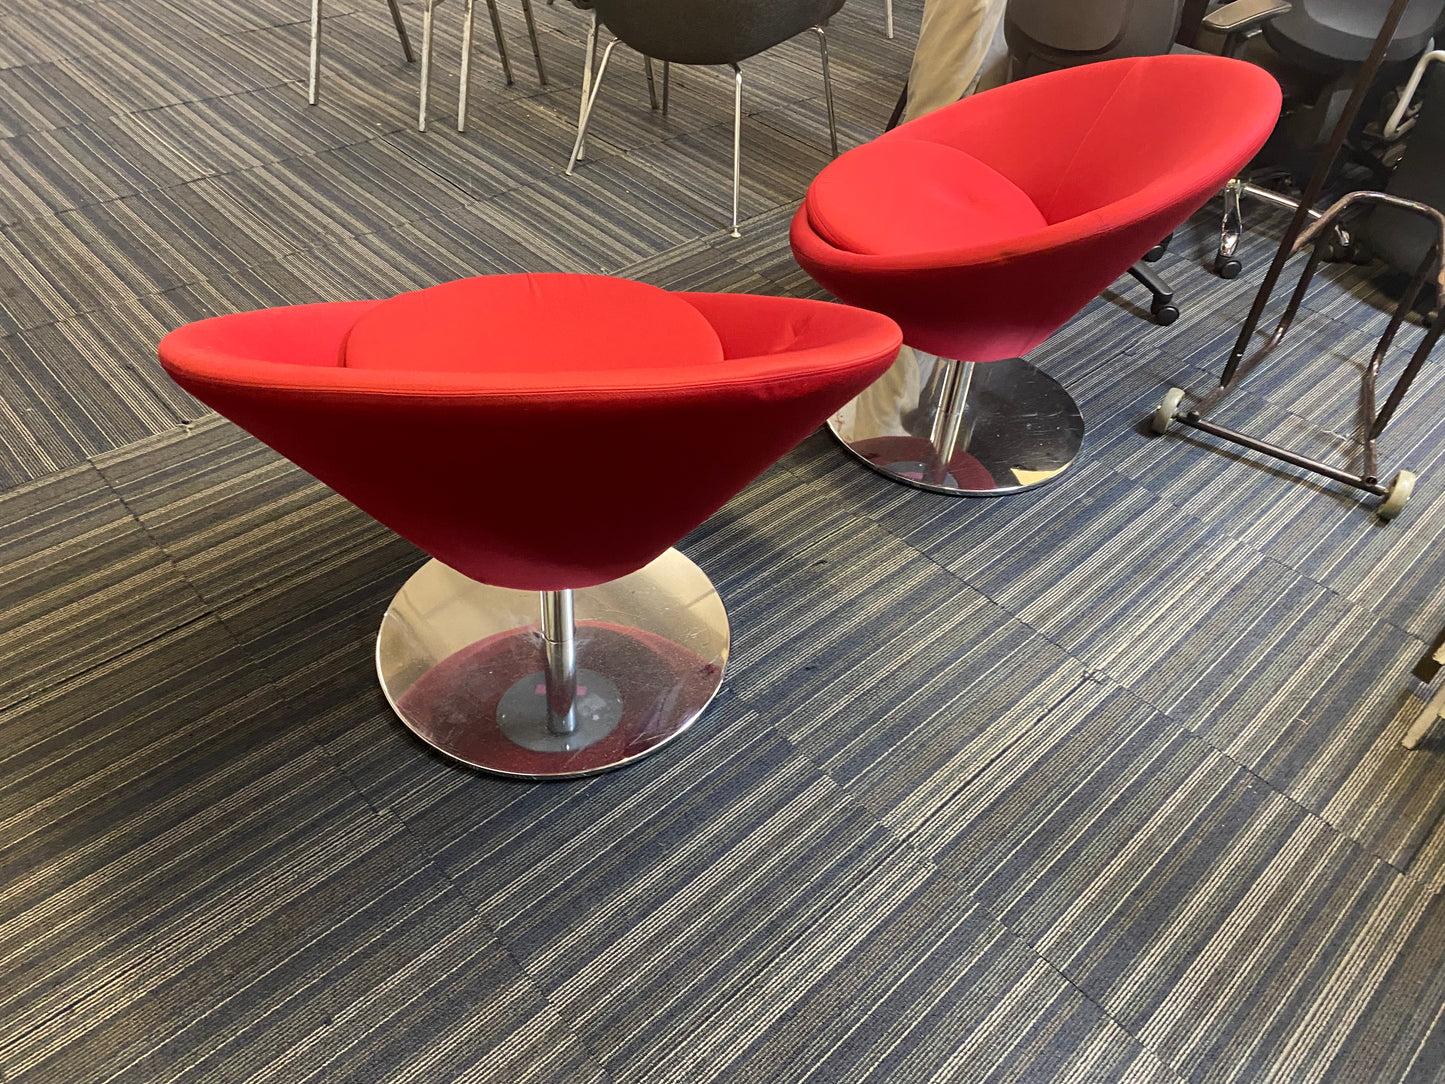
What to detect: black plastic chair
<box><xmin>566</xmin><ymin>0</ymin><xmax>846</xmax><ymax>237</ymax></box>
<box><xmin>1004</xmin><ymin>0</ymin><xmax>1445</xmax><ymax>282</ymax></box>
<box><xmin>1205</xmin><ymin>0</ymin><xmax>1445</xmax><ymax>276</ymax></box>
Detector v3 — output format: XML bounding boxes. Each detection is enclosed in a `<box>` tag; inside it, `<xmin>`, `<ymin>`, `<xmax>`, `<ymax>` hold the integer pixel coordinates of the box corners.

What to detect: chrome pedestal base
<box><xmin>828</xmin><ymin>350</ymin><xmax>1084</xmax><ymax>496</ymax></box>
<box><xmin>376</xmin><ymin>550</ymin><xmax>729</xmax><ymax>779</ymax></box>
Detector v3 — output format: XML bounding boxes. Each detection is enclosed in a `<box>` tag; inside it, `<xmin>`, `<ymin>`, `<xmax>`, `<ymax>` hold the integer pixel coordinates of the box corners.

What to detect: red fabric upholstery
<box><xmin>345</xmin><ymin>274</ymin><xmax>723</xmax><ymax>377</ymax></box>
<box><xmin>158</xmin><ymin>274</ymin><xmax>902</xmax><ymax>591</ymax></box>
<box><xmin>791</xmin><ymin>54</ymin><xmax>1283</xmax><ymax>362</ymax></box>
<box><xmin>807</xmin><ymin>139</ymin><xmax>1047</xmax><ymax>256</ymax></box>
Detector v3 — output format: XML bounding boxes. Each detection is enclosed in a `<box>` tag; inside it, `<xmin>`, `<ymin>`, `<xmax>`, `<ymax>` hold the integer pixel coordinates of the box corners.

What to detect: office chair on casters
<box><xmin>566</xmin><ymin>0</ymin><xmax>845</xmax><ymax>238</ymax></box>
<box><xmin>1002</xmin><ymin>0</ymin><xmax>1195</xmax><ymax>325</ymax></box>
<box><xmin>1203</xmin><ymin>0</ymin><xmax>1445</xmax><ymax>277</ymax></box>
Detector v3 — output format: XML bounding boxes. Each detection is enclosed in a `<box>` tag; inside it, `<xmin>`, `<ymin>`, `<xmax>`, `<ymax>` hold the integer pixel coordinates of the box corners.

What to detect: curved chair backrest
<box><xmin>1004</xmin><ymin>0</ymin><xmax>1183</xmax><ymax>79</ymax></box>
<box><xmin>1265</xmin><ymin>0</ymin><xmax>1445</xmax><ymax>69</ymax></box>
<box><xmin>792</xmin><ymin>55</ymin><xmax>1281</xmax><ymax>360</ymax></box>
<box><xmin>159</xmin><ymin>281</ymin><xmax>899</xmax><ymax>591</ymax></box>
<box><xmin>591</xmin><ymin>0</ymin><xmax>843</xmax><ymax>66</ymax></box>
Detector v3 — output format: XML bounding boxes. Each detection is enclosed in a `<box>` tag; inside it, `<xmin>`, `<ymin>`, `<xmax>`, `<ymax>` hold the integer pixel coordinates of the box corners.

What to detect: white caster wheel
<box><xmin>1377</xmin><ymin>470</ymin><xmax>1416</xmax><ymax>521</ymax></box>
<box><xmin>1152</xmin><ymin>388</ymin><xmax>1185</xmax><ymax>434</ymax></box>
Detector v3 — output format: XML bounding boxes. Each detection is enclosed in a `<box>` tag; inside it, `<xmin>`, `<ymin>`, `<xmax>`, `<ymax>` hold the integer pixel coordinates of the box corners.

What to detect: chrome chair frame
<box><xmin>425</xmin><ymin>0</ymin><xmax>549</xmax><ymax>133</ymax></box>
<box><xmin>1215</xmin><ymin>176</ymin><xmax>1334</xmax><ymax>277</ymax></box>
<box><xmin>565</xmin><ymin>12</ymin><xmax>839</xmax><ymax>238</ymax></box>
<box><xmin>307</xmin><ymin>0</ymin><xmax>547</xmax><ymax>132</ymax></box>
<box><xmin>309</xmin><ymin>0</ymin><xmax>415</xmax><ymax>106</ymax></box>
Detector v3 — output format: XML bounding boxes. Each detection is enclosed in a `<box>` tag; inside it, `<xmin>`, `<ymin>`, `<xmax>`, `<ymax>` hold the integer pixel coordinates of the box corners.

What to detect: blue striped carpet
<box><xmin>2</xmin><ymin>0</ymin><xmax>1445</xmax><ymax>1081</ymax></box>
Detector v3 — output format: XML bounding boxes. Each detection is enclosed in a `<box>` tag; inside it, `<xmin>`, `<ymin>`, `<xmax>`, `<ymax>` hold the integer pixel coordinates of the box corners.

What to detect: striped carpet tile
<box><xmin>322</xmin><ymin>702</ymin><xmax>1180</xmax><ymax>1084</ymax></box>
<box><xmin>93</xmin><ymin>420</ymin><xmax>421</xmax><ymax>675</ymax></box>
<box><xmin>909</xmin><ymin>680</ymin><xmax>1429</xmax><ymax>1084</ymax></box>
<box><xmin>1</xmin><ymin>683</ymin><xmax>603</xmax><ymax>1083</ymax></box>
<box><xmin>0</xmin><ymin>464</ymin><xmax>206</xmax><ymax>709</ymax></box>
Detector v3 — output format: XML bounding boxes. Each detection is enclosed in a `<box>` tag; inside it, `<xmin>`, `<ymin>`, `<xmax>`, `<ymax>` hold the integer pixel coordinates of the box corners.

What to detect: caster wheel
<box><xmin>1152</xmin><ymin>388</ymin><xmax>1185</xmax><ymax>434</ymax></box>
<box><xmin>1144</xmin><ymin>242</ymin><xmax>1167</xmax><ymax>263</ymax></box>
<box><xmin>1377</xmin><ymin>470</ymin><xmax>1416</xmax><ymax>521</ymax></box>
<box><xmin>1152</xmin><ymin>303</ymin><xmax>1180</xmax><ymax>326</ymax></box>
<box><xmin>1214</xmin><ymin>255</ymin><xmax>1242</xmax><ymax>279</ymax></box>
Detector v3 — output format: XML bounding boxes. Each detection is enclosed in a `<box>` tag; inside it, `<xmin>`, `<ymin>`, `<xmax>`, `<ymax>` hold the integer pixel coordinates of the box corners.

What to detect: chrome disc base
<box><xmin>376</xmin><ymin>550</ymin><xmax>730</xmax><ymax>779</ymax></box>
<box><xmin>827</xmin><ymin>350</ymin><xmax>1084</xmax><ymax>496</ymax></box>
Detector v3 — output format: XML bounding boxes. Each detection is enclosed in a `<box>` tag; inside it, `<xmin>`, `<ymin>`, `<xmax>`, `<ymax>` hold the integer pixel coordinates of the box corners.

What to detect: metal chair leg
<box><xmin>730</xmin><ymin>62</ymin><xmax>743</xmax><ymax>238</ymax></box>
<box><xmin>886</xmin><ymin>0</ymin><xmax>894</xmax><ymax>37</ymax></box>
<box><xmin>521</xmin><ymin>0</ymin><xmax>548</xmax><ymax>85</ymax></box>
<box><xmin>814</xmin><ymin>23</ymin><xmax>838</xmax><ymax>157</ymax></box>
<box><xmin>418</xmin><ymin>0</ymin><xmax>436</xmax><ymax>131</ymax></box>
<box><xmin>308</xmin><ymin>0</ymin><xmax>323</xmax><ymax>104</ymax></box>
<box><xmin>385</xmin><ymin>0</ymin><xmax>415</xmax><ymax>61</ymax></box>
<box><xmin>645</xmin><ymin>56</ymin><xmax>659</xmax><ymax>110</ymax></box>
<box><xmin>662</xmin><ymin>61</ymin><xmax>670</xmax><ymax>115</ymax></box>
<box><xmin>574</xmin><ymin>11</ymin><xmax>599</xmax><ymax>164</ymax></box>
<box><xmin>485</xmin><ymin>0</ymin><xmax>515</xmax><ymax>86</ymax></box>
<box><xmin>458</xmin><ymin>0</ymin><xmax>476</xmax><ymax>131</ymax></box>
<box><xmin>568</xmin><ymin>38</ymin><xmax>619</xmax><ymax>174</ymax></box>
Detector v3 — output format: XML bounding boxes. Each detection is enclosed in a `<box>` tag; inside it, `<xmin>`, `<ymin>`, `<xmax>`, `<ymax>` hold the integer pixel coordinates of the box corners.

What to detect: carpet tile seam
<box><xmin>737</xmin><ymin>676</ymin><xmax>1199</xmax><ymax>1084</ymax></box>
<box><xmin>306</xmin><ymin>743</ymin><xmax>623</xmax><ymax>1084</ymax></box>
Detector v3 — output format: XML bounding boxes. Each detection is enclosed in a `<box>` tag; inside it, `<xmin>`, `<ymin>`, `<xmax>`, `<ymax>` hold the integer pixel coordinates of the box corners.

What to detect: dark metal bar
<box><xmin>1179</xmin><ymin>416</ymin><xmax>1387</xmax><ymax>493</ymax></box>
<box><xmin>386</xmin><ymin>0</ymin><xmax>415</xmax><ymax>62</ymax></box>
<box><xmin>1220</xmin><ymin>0</ymin><xmax>1414</xmax><ymax>388</ymax></box>
<box><xmin>1358</xmin><ymin>245</ymin><xmax>1433</xmax><ymax>480</ymax></box>
<box><xmin>1375</xmin><ymin>306</ymin><xmax>1445</xmax><ymax>434</ymax></box>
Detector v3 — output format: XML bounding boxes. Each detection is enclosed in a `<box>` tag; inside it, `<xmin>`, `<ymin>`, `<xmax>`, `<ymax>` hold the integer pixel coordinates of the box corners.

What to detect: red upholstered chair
<box><xmin>791</xmin><ymin>53</ymin><xmax>1282</xmax><ymax>496</ymax></box>
<box><xmin>159</xmin><ymin>274</ymin><xmax>900</xmax><ymax>778</ymax></box>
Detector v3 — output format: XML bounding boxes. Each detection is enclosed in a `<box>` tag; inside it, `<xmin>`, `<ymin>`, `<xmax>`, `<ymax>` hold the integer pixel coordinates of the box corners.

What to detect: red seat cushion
<box><xmin>344</xmin><ymin>273</ymin><xmax>724</xmax><ymax>376</ymax></box>
<box><xmin>806</xmin><ymin>137</ymin><xmax>1048</xmax><ymax>257</ymax></box>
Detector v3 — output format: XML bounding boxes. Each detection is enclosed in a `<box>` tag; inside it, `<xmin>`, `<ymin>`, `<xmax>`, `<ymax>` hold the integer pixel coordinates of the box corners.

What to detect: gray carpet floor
<box><xmin>3</xmin><ymin>0</ymin><xmax>1445</xmax><ymax>1081</ymax></box>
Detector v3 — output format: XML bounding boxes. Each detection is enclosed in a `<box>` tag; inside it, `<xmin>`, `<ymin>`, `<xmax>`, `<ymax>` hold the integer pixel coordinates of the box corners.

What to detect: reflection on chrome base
<box><xmin>376</xmin><ymin>550</ymin><xmax>729</xmax><ymax>779</ymax></box>
<box><xmin>828</xmin><ymin>350</ymin><xmax>1085</xmax><ymax>496</ymax></box>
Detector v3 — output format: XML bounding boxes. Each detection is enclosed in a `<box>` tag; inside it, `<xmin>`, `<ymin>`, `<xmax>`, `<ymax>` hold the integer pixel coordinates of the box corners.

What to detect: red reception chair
<box><xmin>159</xmin><ymin>274</ymin><xmax>900</xmax><ymax>779</ymax></box>
<box><xmin>791</xmin><ymin>53</ymin><xmax>1282</xmax><ymax>496</ymax></box>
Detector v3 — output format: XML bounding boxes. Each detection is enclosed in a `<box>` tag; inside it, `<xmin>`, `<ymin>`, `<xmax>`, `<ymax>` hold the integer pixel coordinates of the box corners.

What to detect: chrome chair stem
<box><xmin>815</xmin><ymin>23</ymin><xmax>838</xmax><ymax>157</ymax></box>
<box><xmin>568</xmin><ymin>37</ymin><xmax>619</xmax><ymax>173</ymax></box>
<box><xmin>928</xmin><ymin>359</ymin><xmax>973</xmax><ymax>486</ymax></box>
<box><xmin>540</xmin><ymin>589</ymin><xmax>578</xmax><ymax>735</ymax></box>
<box><xmin>885</xmin><ymin>0</ymin><xmax>895</xmax><ymax>37</ymax></box>
<box><xmin>730</xmin><ymin>62</ymin><xmax>743</xmax><ymax>238</ymax></box>
<box><xmin>645</xmin><ymin>55</ymin><xmax>659</xmax><ymax>110</ymax></box>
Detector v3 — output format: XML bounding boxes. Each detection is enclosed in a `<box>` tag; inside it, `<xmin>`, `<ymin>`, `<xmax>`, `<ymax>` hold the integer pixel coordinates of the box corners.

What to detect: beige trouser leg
<box><xmin>903</xmin><ymin>0</ymin><xmax>1009</xmax><ymax>122</ymax></box>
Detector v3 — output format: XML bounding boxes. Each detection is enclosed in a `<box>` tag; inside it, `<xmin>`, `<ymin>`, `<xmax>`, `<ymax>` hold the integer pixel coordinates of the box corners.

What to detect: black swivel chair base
<box><xmin>828</xmin><ymin>349</ymin><xmax>1084</xmax><ymax>496</ymax></box>
<box><xmin>377</xmin><ymin>551</ymin><xmax>730</xmax><ymax>779</ymax></box>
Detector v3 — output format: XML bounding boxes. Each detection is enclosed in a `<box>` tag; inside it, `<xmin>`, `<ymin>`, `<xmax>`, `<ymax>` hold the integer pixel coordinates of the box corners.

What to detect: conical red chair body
<box><xmin>159</xmin><ymin>274</ymin><xmax>902</xmax><ymax>591</ymax></box>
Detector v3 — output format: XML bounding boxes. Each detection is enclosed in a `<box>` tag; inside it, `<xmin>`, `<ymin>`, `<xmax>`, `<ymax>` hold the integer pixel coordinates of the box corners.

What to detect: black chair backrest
<box><xmin>1264</xmin><ymin>0</ymin><xmax>1445</xmax><ymax>69</ymax></box>
<box><xmin>1004</xmin><ymin>0</ymin><xmax>1185</xmax><ymax>79</ymax></box>
<box><xmin>591</xmin><ymin>0</ymin><xmax>844</xmax><ymax>66</ymax></box>
<box><xmin>1367</xmin><ymin>67</ymin><xmax>1445</xmax><ymax>276</ymax></box>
